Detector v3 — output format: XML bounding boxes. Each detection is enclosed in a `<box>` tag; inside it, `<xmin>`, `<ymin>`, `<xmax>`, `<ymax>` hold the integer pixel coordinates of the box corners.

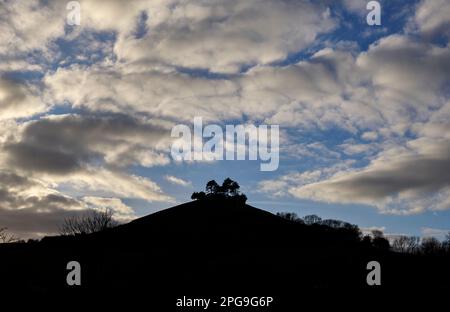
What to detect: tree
<box><xmin>361</xmin><ymin>235</ymin><xmax>372</xmax><ymax>247</ymax></box>
<box><xmin>371</xmin><ymin>230</ymin><xmax>384</xmax><ymax>239</ymax></box>
<box><xmin>371</xmin><ymin>230</ymin><xmax>390</xmax><ymax>250</ymax></box>
<box><xmin>234</xmin><ymin>193</ymin><xmax>248</xmax><ymax>204</ymax></box>
<box><xmin>59</xmin><ymin>209</ymin><xmax>119</xmax><ymax>236</ymax></box>
<box><xmin>222</xmin><ymin>178</ymin><xmax>240</xmax><ymax>196</ymax></box>
<box><xmin>0</xmin><ymin>227</ymin><xmax>19</xmax><ymax>243</ymax></box>
<box><xmin>303</xmin><ymin>215</ymin><xmax>322</xmax><ymax>225</ymax></box>
<box><xmin>276</xmin><ymin>212</ymin><xmax>303</xmax><ymax>223</ymax></box>
<box><xmin>392</xmin><ymin>236</ymin><xmax>420</xmax><ymax>254</ymax></box>
<box><xmin>206</xmin><ymin>180</ymin><xmax>220</xmax><ymax>194</ymax></box>
<box><xmin>420</xmin><ymin>237</ymin><xmax>443</xmax><ymax>255</ymax></box>
<box><xmin>191</xmin><ymin>191</ymin><xmax>206</xmax><ymax>200</ymax></box>
<box><xmin>444</xmin><ymin>232</ymin><xmax>450</xmax><ymax>253</ymax></box>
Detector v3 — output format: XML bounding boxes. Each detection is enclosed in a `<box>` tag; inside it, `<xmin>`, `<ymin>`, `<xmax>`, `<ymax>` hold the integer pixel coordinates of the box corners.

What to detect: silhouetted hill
<box><xmin>95</xmin><ymin>201</ymin><xmax>298</xmax><ymax>246</ymax></box>
<box><xmin>1</xmin><ymin>198</ymin><xmax>449</xmax><ymax>301</ymax></box>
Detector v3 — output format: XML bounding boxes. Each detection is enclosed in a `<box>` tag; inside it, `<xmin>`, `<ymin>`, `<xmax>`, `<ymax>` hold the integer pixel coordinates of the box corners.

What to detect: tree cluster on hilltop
<box><xmin>191</xmin><ymin>178</ymin><xmax>247</xmax><ymax>204</ymax></box>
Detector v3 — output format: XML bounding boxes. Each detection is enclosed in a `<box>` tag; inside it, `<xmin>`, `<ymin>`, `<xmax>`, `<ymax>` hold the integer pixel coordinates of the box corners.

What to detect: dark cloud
<box><xmin>326</xmin><ymin>155</ymin><xmax>450</xmax><ymax>200</ymax></box>
<box><xmin>0</xmin><ymin>206</ymin><xmax>85</xmax><ymax>238</ymax></box>
<box><xmin>288</xmin><ymin>139</ymin><xmax>450</xmax><ymax>214</ymax></box>
<box><xmin>0</xmin><ymin>77</ymin><xmax>45</xmax><ymax>120</ymax></box>
<box><xmin>0</xmin><ymin>172</ymin><xmax>80</xmax><ymax>210</ymax></box>
<box><xmin>3</xmin><ymin>113</ymin><xmax>170</xmax><ymax>174</ymax></box>
<box><xmin>0</xmin><ymin>171</ymin><xmax>85</xmax><ymax>237</ymax></box>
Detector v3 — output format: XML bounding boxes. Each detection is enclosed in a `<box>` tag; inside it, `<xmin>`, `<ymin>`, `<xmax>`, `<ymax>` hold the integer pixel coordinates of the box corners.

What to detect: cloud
<box><xmin>62</xmin><ymin>168</ymin><xmax>174</xmax><ymax>203</ymax></box>
<box><xmin>0</xmin><ymin>113</ymin><xmax>175</xmax><ymax>238</ymax></box>
<box><xmin>412</xmin><ymin>0</ymin><xmax>450</xmax><ymax>37</ymax></box>
<box><xmin>256</xmin><ymin>33</ymin><xmax>450</xmax><ymax>215</ymax></box>
<box><xmin>0</xmin><ymin>169</ymin><xmax>169</xmax><ymax>238</ymax></box>
<box><xmin>421</xmin><ymin>227</ymin><xmax>450</xmax><ymax>240</ymax></box>
<box><xmin>3</xmin><ymin>113</ymin><xmax>172</xmax><ymax>173</ymax></box>
<box><xmin>82</xmin><ymin>196</ymin><xmax>136</xmax><ymax>222</ymax></box>
<box><xmin>114</xmin><ymin>0</ymin><xmax>336</xmax><ymax>73</ymax></box>
<box><xmin>164</xmin><ymin>175</ymin><xmax>192</xmax><ymax>187</ymax></box>
<box><xmin>258</xmin><ymin>160</ymin><xmax>354</xmax><ymax>197</ymax></box>
<box><xmin>361</xmin><ymin>226</ymin><xmax>387</xmax><ymax>236</ymax></box>
<box><xmin>282</xmin><ymin>141</ymin><xmax>342</xmax><ymax>162</ymax></box>
<box><xmin>338</xmin><ymin>141</ymin><xmax>378</xmax><ymax>156</ymax></box>
<box><xmin>0</xmin><ymin>0</ymin><xmax>65</xmax><ymax>55</ymax></box>
<box><xmin>0</xmin><ymin>0</ymin><xmax>336</xmax><ymax>74</ymax></box>
<box><xmin>0</xmin><ymin>77</ymin><xmax>47</xmax><ymax>120</ymax></box>
<box><xmin>286</xmin><ymin>137</ymin><xmax>450</xmax><ymax>214</ymax></box>
<box><xmin>0</xmin><ymin>171</ymin><xmax>81</xmax><ymax>211</ymax></box>
<box><xmin>342</xmin><ymin>0</ymin><xmax>369</xmax><ymax>14</ymax></box>
<box><xmin>361</xmin><ymin>131</ymin><xmax>379</xmax><ymax>141</ymax></box>
<box><xmin>42</xmin><ymin>32</ymin><xmax>450</xmax><ymax>138</ymax></box>
<box><xmin>0</xmin><ymin>170</ymin><xmax>85</xmax><ymax>238</ymax></box>
<box><xmin>44</xmin><ymin>65</ymin><xmax>244</xmax><ymax>122</ymax></box>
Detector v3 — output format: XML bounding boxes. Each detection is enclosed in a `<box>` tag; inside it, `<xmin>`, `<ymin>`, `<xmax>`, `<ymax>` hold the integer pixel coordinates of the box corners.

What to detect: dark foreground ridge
<box><xmin>1</xmin><ymin>198</ymin><xmax>449</xmax><ymax>298</ymax></box>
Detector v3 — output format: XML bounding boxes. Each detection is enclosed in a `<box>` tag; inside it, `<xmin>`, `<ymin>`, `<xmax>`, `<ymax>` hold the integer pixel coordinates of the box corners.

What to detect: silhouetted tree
<box><xmin>392</xmin><ymin>236</ymin><xmax>420</xmax><ymax>254</ymax></box>
<box><xmin>59</xmin><ymin>209</ymin><xmax>118</xmax><ymax>236</ymax></box>
<box><xmin>191</xmin><ymin>191</ymin><xmax>206</xmax><ymax>200</ymax></box>
<box><xmin>0</xmin><ymin>227</ymin><xmax>19</xmax><ymax>243</ymax></box>
<box><xmin>222</xmin><ymin>178</ymin><xmax>240</xmax><ymax>196</ymax></box>
<box><xmin>371</xmin><ymin>230</ymin><xmax>390</xmax><ymax>250</ymax></box>
<box><xmin>276</xmin><ymin>212</ymin><xmax>303</xmax><ymax>223</ymax></box>
<box><xmin>361</xmin><ymin>235</ymin><xmax>373</xmax><ymax>248</ymax></box>
<box><xmin>444</xmin><ymin>232</ymin><xmax>450</xmax><ymax>253</ymax></box>
<box><xmin>303</xmin><ymin>214</ymin><xmax>322</xmax><ymax>225</ymax></box>
<box><xmin>420</xmin><ymin>237</ymin><xmax>443</xmax><ymax>255</ymax></box>
<box><xmin>206</xmin><ymin>180</ymin><xmax>220</xmax><ymax>194</ymax></box>
<box><xmin>234</xmin><ymin>193</ymin><xmax>248</xmax><ymax>204</ymax></box>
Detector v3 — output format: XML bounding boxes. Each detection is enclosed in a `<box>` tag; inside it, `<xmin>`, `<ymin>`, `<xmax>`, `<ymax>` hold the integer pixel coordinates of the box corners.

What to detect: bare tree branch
<box><xmin>0</xmin><ymin>227</ymin><xmax>19</xmax><ymax>243</ymax></box>
<box><xmin>59</xmin><ymin>209</ymin><xmax>119</xmax><ymax>236</ymax></box>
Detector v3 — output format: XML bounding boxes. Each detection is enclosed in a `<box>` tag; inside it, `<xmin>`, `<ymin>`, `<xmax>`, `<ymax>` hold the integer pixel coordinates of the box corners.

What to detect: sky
<box><xmin>1</xmin><ymin>0</ymin><xmax>450</xmax><ymax>239</ymax></box>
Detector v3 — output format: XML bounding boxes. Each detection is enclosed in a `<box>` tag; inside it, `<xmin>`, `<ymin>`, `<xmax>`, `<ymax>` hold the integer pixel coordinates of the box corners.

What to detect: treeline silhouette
<box><xmin>276</xmin><ymin>212</ymin><xmax>450</xmax><ymax>256</ymax></box>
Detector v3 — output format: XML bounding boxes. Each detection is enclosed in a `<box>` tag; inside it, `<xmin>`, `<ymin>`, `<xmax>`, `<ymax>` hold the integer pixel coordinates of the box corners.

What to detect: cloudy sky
<box><xmin>1</xmin><ymin>0</ymin><xmax>450</xmax><ymax>239</ymax></box>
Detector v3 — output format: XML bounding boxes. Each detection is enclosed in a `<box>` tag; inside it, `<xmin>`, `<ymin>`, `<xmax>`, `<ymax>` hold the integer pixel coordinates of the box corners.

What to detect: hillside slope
<box><xmin>0</xmin><ymin>199</ymin><xmax>448</xmax><ymax>296</ymax></box>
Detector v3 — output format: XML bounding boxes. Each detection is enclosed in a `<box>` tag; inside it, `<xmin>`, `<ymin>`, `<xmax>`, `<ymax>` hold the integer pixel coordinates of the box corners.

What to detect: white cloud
<box><xmin>114</xmin><ymin>0</ymin><xmax>336</xmax><ymax>73</ymax></box>
<box><xmin>54</xmin><ymin>167</ymin><xmax>174</xmax><ymax>203</ymax></box>
<box><xmin>342</xmin><ymin>0</ymin><xmax>368</xmax><ymax>14</ymax></box>
<box><xmin>361</xmin><ymin>131</ymin><xmax>378</xmax><ymax>141</ymax></box>
<box><xmin>82</xmin><ymin>196</ymin><xmax>136</xmax><ymax>222</ymax></box>
<box><xmin>0</xmin><ymin>0</ymin><xmax>65</xmax><ymax>55</ymax></box>
<box><xmin>361</xmin><ymin>226</ymin><xmax>387</xmax><ymax>236</ymax></box>
<box><xmin>164</xmin><ymin>175</ymin><xmax>192</xmax><ymax>187</ymax></box>
<box><xmin>258</xmin><ymin>160</ymin><xmax>354</xmax><ymax>197</ymax></box>
<box><xmin>412</xmin><ymin>0</ymin><xmax>450</xmax><ymax>36</ymax></box>
<box><xmin>339</xmin><ymin>141</ymin><xmax>378</xmax><ymax>156</ymax></box>
<box><xmin>421</xmin><ymin>227</ymin><xmax>450</xmax><ymax>240</ymax></box>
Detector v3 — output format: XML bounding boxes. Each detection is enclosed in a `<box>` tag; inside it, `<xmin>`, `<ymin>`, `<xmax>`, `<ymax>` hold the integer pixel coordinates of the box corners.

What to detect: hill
<box><xmin>0</xmin><ymin>198</ymin><xmax>449</xmax><ymax>299</ymax></box>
